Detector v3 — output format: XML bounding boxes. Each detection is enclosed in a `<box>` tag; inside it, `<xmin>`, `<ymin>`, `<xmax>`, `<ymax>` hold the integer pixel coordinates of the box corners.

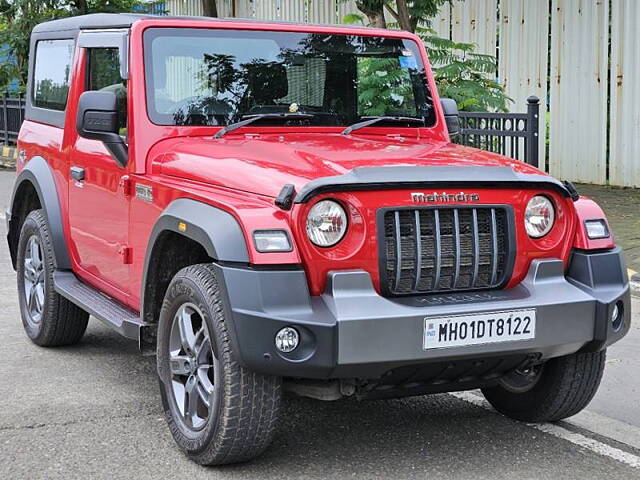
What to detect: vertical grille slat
<box><xmin>393</xmin><ymin>211</ymin><xmax>402</xmax><ymax>292</ymax></box>
<box><xmin>382</xmin><ymin>206</ymin><xmax>512</xmax><ymax>296</ymax></box>
<box><xmin>433</xmin><ymin>209</ymin><xmax>442</xmax><ymax>290</ymax></box>
<box><xmin>453</xmin><ymin>209</ymin><xmax>460</xmax><ymax>289</ymax></box>
<box><xmin>471</xmin><ymin>209</ymin><xmax>480</xmax><ymax>288</ymax></box>
<box><xmin>490</xmin><ymin>208</ymin><xmax>499</xmax><ymax>285</ymax></box>
<box><xmin>413</xmin><ymin>210</ymin><xmax>422</xmax><ymax>290</ymax></box>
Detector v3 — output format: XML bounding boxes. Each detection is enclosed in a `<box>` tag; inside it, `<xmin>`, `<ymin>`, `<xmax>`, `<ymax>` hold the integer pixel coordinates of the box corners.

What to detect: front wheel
<box><xmin>481</xmin><ymin>350</ymin><xmax>606</xmax><ymax>422</ymax></box>
<box><xmin>157</xmin><ymin>264</ymin><xmax>282</xmax><ymax>465</ymax></box>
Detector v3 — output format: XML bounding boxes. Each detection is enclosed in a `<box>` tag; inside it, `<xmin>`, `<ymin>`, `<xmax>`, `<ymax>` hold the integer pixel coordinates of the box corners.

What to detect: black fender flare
<box><xmin>140</xmin><ymin>198</ymin><xmax>250</xmax><ymax>322</ymax></box>
<box><xmin>8</xmin><ymin>156</ymin><xmax>71</xmax><ymax>270</ymax></box>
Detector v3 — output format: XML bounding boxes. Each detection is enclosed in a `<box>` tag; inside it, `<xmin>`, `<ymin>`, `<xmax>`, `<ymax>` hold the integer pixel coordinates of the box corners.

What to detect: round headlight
<box><xmin>306</xmin><ymin>200</ymin><xmax>347</xmax><ymax>247</ymax></box>
<box><xmin>525</xmin><ymin>195</ymin><xmax>555</xmax><ymax>238</ymax></box>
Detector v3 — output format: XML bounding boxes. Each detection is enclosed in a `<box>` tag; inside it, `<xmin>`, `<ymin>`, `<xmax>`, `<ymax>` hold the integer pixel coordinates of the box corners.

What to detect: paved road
<box><xmin>1</xmin><ymin>170</ymin><xmax>639</xmax><ymax>479</ymax></box>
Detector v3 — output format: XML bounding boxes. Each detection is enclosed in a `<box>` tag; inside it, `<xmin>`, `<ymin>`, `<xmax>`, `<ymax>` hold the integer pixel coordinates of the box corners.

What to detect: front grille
<box><xmin>379</xmin><ymin>206</ymin><xmax>513</xmax><ymax>296</ymax></box>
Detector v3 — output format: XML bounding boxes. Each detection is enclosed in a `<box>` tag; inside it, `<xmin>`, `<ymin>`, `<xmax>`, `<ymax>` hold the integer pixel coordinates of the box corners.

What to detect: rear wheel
<box><xmin>16</xmin><ymin>210</ymin><xmax>89</xmax><ymax>346</ymax></box>
<box><xmin>481</xmin><ymin>350</ymin><xmax>606</xmax><ymax>422</ymax></box>
<box><xmin>157</xmin><ymin>264</ymin><xmax>282</xmax><ymax>465</ymax></box>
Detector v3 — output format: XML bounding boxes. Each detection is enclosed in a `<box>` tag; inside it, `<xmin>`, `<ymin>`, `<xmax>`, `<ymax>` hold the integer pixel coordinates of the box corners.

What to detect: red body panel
<box><xmin>291</xmin><ymin>188</ymin><xmax>577</xmax><ymax>296</ymax></box>
<box><xmin>572</xmin><ymin>197</ymin><xmax>616</xmax><ymax>250</ymax></box>
<box><xmin>16</xmin><ymin>17</ymin><xmax>615</xmax><ymax>312</ymax></box>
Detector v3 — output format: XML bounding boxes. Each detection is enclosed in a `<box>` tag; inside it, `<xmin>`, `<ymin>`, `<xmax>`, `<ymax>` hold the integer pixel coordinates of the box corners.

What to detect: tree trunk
<box><xmin>202</xmin><ymin>0</ymin><xmax>218</xmax><ymax>17</ymax></box>
<box><xmin>72</xmin><ymin>0</ymin><xmax>88</xmax><ymax>14</ymax></box>
<box><xmin>355</xmin><ymin>1</ymin><xmax>386</xmax><ymax>29</ymax></box>
<box><xmin>395</xmin><ymin>0</ymin><xmax>414</xmax><ymax>32</ymax></box>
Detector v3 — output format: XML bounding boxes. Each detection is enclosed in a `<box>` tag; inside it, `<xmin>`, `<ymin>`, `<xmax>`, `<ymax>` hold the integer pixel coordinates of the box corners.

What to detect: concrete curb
<box><xmin>0</xmin><ymin>145</ymin><xmax>17</xmax><ymax>170</ymax></box>
<box><xmin>630</xmin><ymin>270</ymin><xmax>640</xmax><ymax>298</ymax></box>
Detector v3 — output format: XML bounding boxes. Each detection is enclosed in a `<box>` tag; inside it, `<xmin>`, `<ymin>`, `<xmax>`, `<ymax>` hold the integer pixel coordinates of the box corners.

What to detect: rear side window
<box><xmin>32</xmin><ymin>39</ymin><xmax>75</xmax><ymax>111</ymax></box>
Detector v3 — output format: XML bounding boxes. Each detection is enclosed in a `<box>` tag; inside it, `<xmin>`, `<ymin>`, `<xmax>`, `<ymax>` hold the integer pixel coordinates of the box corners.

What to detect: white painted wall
<box><xmin>609</xmin><ymin>0</ymin><xmax>640</xmax><ymax>187</ymax></box>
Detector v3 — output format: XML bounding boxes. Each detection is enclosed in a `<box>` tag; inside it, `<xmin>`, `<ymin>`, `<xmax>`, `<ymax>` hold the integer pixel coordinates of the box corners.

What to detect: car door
<box><xmin>67</xmin><ymin>36</ymin><xmax>132</xmax><ymax>297</ymax></box>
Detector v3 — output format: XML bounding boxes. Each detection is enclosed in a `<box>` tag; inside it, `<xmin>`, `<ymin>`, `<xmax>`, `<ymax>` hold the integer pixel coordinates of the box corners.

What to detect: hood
<box><xmin>157</xmin><ymin>133</ymin><xmax>546</xmax><ymax>199</ymax></box>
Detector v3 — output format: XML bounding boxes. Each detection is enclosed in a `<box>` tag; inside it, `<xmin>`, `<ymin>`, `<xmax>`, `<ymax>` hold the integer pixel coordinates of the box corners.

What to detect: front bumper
<box><xmin>215</xmin><ymin>247</ymin><xmax>630</xmax><ymax>380</ymax></box>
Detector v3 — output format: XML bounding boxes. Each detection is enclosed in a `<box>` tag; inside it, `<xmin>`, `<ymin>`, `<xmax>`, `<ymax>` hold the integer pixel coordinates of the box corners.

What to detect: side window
<box><xmin>87</xmin><ymin>48</ymin><xmax>127</xmax><ymax>135</ymax></box>
<box><xmin>33</xmin><ymin>39</ymin><xmax>75</xmax><ymax>111</ymax></box>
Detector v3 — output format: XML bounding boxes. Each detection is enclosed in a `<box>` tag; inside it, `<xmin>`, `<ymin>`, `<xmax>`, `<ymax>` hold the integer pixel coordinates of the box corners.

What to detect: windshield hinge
<box><xmin>120</xmin><ymin>175</ymin><xmax>133</xmax><ymax>197</ymax></box>
<box><xmin>275</xmin><ymin>184</ymin><xmax>296</xmax><ymax>211</ymax></box>
<box><xmin>118</xmin><ymin>245</ymin><xmax>132</xmax><ymax>265</ymax></box>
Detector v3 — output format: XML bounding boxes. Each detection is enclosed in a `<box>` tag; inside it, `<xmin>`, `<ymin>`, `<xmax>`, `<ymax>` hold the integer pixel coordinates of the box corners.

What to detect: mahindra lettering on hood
<box><xmin>7</xmin><ymin>13</ymin><xmax>630</xmax><ymax>466</ymax></box>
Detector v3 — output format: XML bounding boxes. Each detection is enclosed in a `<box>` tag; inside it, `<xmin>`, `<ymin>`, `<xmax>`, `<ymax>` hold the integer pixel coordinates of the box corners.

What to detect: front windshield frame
<box><xmin>142</xmin><ymin>27</ymin><xmax>436</xmax><ymax>129</ymax></box>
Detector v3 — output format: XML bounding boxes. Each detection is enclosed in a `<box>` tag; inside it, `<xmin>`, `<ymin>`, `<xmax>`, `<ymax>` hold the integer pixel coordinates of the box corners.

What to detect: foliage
<box><xmin>349</xmin><ymin>1</ymin><xmax>452</xmax><ymax>31</ymax></box>
<box><xmin>419</xmin><ymin>29</ymin><xmax>510</xmax><ymax>112</ymax></box>
<box><xmin>356</xmin><ymin>57</ymin><xmax>416</xmax><ymax>117</ymax></box>
<box><xmin>0</xmin><ymin>0</ymin><xmax>153</xmax><ymax>91</ymax></box>
<box><xmin>344</xmin><ymin>1</ymin><xmax>511</xmax><ymax>112</ymax></box>
<box><xmin>341</xmin><ymin>13</ymin><xmax>365</xmax><ymax>25</ymax></box>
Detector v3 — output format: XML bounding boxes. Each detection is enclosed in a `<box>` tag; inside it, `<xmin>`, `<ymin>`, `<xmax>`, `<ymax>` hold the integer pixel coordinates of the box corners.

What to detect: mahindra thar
<box><xmin>7</xmin><ymin>14</ymin><xmax>630</xmax><ymax>465</ymax></box>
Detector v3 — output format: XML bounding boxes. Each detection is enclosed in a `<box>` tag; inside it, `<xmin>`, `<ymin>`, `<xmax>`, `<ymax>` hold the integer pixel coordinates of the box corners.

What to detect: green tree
<box><xmin>346</xmin><ymin>0</ymin><xmax>510</xmax><ymax>112</ymax></box>
<box><xmin>422</xmin><ymin>31</ymin><xmax>508</xmax><ymax>111</ymax></box>
<box><xmin>353</xmin><ymin>0</ymin><xmax>451</xmax><ymax>32</ymax></box>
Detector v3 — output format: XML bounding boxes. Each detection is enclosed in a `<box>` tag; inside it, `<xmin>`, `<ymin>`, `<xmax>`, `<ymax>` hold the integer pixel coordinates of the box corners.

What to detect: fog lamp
<box><xmin>611</xmin><ymin>301</ymin><xmax>623</xmax><ymax>332</ymax></box>
<box><xmin>584</xmin><ymin>219</ymin><xmax>610</xmax><ymax>239</ymax></box>
<box><xmin>275</xmin><ymin>327</ymin><xmax>299</xmax><ymax>353</ymax></box>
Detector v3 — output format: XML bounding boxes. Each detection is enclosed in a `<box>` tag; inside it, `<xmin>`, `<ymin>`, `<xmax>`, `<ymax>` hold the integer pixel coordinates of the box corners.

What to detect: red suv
<box><xmin>7</xmin><ymin>13</ymin><xmax>630</xmax><ymax>465</ymax></box>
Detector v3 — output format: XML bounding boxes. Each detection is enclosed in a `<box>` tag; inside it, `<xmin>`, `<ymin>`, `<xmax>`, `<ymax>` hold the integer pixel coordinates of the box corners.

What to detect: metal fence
<box><xmin>0</xmin><ymin>92</ymin><xmax>540</xmax><ymax>168</ymax></box>
<box><xmin>457</xmin><ymin>96</ymin><xmax>540</xmax><ymax>168</ymax></box>
<box><xmin>0</xmin><ymin>93</ymin><xmax>25</xmax><ymax>146</ymax></box>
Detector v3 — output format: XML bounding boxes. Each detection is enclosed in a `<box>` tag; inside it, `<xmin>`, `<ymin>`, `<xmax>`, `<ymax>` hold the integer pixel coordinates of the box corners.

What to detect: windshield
<box><xmin>143</xmin><ymin>28</ymin><xmax>435</xmax><ymax>128</ymax></box>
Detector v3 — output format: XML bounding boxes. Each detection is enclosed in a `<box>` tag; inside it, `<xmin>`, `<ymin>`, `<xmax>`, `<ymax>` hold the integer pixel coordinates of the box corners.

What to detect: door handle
<box><xmin>70</xmin><ymin>166</ymin><xmax>85</xmax><ymax>182</ymax></box>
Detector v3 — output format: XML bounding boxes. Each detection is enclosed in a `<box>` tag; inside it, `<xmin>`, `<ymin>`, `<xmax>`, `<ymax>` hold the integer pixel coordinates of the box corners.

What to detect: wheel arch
<box><xmin>141</xmin><ymin>198</ymin><xmax>250</xmax><ymax>327</ymax></box>
<box><xmin>7</xmin><ymin>156</ymin><xmax>70</xmax><ymax>270</ymax></box>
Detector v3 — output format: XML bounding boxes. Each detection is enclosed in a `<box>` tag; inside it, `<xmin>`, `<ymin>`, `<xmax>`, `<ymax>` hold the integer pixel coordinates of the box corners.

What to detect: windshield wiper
<box><xmin>341</xmin><ymin>116</ymin><xmax>425</xmax><ymax>135</ymax></box>
<box><xmin>214</xmin><ymin>113</ymin><xmax>316</xmax><ymax>139</ymax></box>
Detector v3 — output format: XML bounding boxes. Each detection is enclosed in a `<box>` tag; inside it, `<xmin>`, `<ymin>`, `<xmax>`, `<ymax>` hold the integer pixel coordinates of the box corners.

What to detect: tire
<box><xmin>157</xmin><ymin>264</ymin><xmax>282</xmax><ymax>465</ymax></box>
<box><xmin>16</xmin><ymin>210</ymin><xmax>89</xmax><ymax>346</ymax></box>
<box><xmin>481</xmin><ymin>350</ymin><xmax>606</xmax><ymax>422</ymax></box>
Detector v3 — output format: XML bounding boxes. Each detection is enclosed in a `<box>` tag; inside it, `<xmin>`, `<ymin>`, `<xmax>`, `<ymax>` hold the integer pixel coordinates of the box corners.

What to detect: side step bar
<box><xmin>53</xmin><ymin>270</ymin><xmax>146</xmax><ymax>341</ymax></box>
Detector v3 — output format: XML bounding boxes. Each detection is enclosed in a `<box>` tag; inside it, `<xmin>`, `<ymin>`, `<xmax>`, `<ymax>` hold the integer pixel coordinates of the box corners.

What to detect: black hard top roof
<box><xmin>32</xmin><ymin>13</ymin><xmax>153</xmax><ymax>33</ymax></box>
<box><xmin>31</xmin><ymin>12</ymin><xmax>384</xmax><ymax>35</ymax></box>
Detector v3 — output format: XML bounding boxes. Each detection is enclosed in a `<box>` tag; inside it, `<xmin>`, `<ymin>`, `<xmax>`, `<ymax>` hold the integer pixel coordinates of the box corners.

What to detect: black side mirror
<box><xmin>440</xmin><ymin>98</ymin><xmax>460</xmax><ymax>138</ymax></box>
<box><xmin>76</xmin><ymin>90</ymin><xmax>127</xmax><ymax>168</ymax></box>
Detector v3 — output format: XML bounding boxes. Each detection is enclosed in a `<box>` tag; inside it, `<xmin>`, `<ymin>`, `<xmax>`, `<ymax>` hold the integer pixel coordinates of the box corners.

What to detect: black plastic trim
<box><xmin>567</xmin><ymin>247</ymin><xmax>631</xmax><ymax>352</ymax></box>
<box><xmin>294</xmin><ymin>166</ymin><xmax>575</xmax><ymax>204</ymax></box>
<box><xmin>275</xmin><ymin>183</ymin><xmax>296</xmax><ymax>210</ymax></box>
<box><xmin>9</xmin><ymin>156</ymin><xmax>71</xmax><ymax>269</ymax></box>
<box><xmin>376</xmin><ymin>204</ymin><xmax>516</xmax><ymax>297</ymax></box>
<box><xmin>140</xmin><ymin>198</ymin><xmax>250</xmax><ymax>322</ymax></box>
<box><xmin>54</xmin><ymin>270</ymin><xmax>144</xmax><ymax>340</ymax></box>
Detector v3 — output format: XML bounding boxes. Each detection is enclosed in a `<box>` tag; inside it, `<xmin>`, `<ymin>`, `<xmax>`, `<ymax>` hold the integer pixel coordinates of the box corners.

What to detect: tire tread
<box><xmin>482</xmin><ymin>350</ymin><xmax>606</xmax><ymax>422</ymax></box>
<box><xmin>160</xmin><ymin>264</ymin><xmax>281</xmax><ymax>465</ymax></box>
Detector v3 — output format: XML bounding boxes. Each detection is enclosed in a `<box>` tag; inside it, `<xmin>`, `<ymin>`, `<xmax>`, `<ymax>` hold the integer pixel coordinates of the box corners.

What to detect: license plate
<box><xmin>423</xmin><ymin>309</ymin><xmax>536</xmax><ymax>350</ymax></box>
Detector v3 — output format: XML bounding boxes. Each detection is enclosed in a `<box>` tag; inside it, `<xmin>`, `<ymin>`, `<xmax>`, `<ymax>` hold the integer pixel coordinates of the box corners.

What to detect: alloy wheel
<box><xmin>168</xmin><ymin>303</ymin><xmax>217</xmax><ymax>431</ymax></box>
<box><xmin>23</xmin><ymin>235</ymin><xmax>45</xmax><ymax>327</ymax></box>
